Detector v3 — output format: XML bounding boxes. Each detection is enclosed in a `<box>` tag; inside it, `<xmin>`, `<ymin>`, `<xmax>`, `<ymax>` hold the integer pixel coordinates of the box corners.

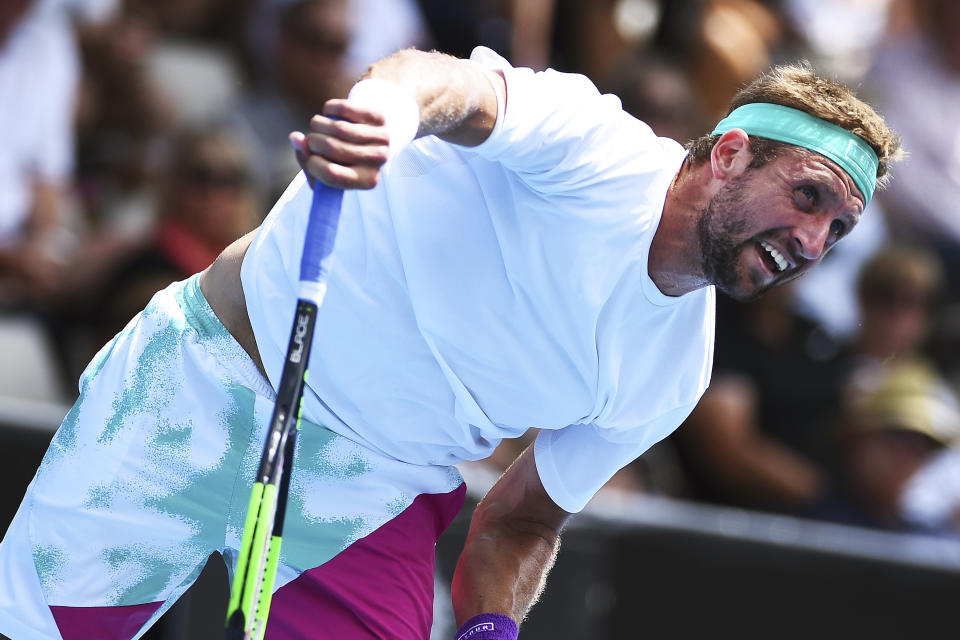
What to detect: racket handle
<box><xmin>298</xmin><ymin>183</ymin><xmax>344</xmax><ymax>303</ymax></box>
<box><xmin>224</xmin><ymin>611</ymin><xmax>247</xmax><ymax>640</ymax></box>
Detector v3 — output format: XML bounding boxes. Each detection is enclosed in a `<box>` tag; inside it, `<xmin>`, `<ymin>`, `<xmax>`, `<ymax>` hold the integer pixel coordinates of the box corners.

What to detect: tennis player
<box><xmin>0</xmin><ymin>46</ymin><xmax>899</xmax><ymax>640</ymax></box>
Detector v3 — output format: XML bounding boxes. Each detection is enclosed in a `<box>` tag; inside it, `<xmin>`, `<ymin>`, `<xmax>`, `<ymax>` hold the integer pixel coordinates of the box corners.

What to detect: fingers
<box><xmin>292</xmin><ymin>100</ymin><xmax>391</xmax><ymax>190</ymax></box>
<box><xmin>322</xmin><ymin>99</ymin><xmax>386</xmax><ymax>127</ymax></box>
<box><xmin>304</xmin><ymin>154</ymin><xmax>383</xmax><ymax>191</ymax></box>
<box><xmin>295</xmin><ymin>130</ymin><xmax>386</xmax><ymax>190</ymax></box>
<box><xmin>305</xmin><ymin>122</ymin><xmax>388</xmax><ymax>166</ymax></box>
<box><xmin>288</xmin><ymin>131</ymin><xmax>314</xmax><ymax>188</ymax></box>
<box><xmin>308</xmin><ymin>112</ymin><xmax>389</xmax><ymax>147</ymax></box>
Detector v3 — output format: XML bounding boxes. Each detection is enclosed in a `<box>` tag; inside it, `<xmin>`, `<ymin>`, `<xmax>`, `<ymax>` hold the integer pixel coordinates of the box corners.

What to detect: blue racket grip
<box><xmin>299</xmin><ymin>182</ymin><xmax>344</xmax><ymax>300</ymax></box>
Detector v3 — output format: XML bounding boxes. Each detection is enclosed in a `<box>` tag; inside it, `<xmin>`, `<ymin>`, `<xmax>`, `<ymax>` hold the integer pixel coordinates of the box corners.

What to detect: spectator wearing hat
<box><xmin>812</xmin><ymin>360</ymin><xmax>960</xmax><ymax>531</ymax></box>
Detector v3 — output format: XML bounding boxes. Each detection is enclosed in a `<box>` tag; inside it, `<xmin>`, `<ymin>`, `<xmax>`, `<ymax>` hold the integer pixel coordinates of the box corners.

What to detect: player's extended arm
<box><xmin>294</xmin><ymin>49</ymin><xmax>505</xmax><ymax>190</ymax></box>
<box><xmin>451</xmin><ymin>444</ymin><xmax>572</xmax><ymax>635</ymax></box>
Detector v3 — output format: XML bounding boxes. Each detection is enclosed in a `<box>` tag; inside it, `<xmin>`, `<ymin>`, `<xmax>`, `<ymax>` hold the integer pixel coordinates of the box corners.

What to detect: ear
<box><xmin>710</xmin><ymin>129</ymin><xmax>753</xmax><ymax>180</ymax></box>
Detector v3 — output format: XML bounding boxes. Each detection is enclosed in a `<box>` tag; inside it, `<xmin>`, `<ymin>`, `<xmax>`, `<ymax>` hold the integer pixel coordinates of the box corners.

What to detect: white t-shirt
<box><xmin>241</xmin><ymin>47</ymin><xmax>715</xmax><ymax>512</ymax></box>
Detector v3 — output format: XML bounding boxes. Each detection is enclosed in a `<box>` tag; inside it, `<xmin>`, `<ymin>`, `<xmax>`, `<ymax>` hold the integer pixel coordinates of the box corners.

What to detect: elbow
<box><xmin>471</xmin><ymin>496</ymin><xmax>567</xmax><ymax>548</ymax></box>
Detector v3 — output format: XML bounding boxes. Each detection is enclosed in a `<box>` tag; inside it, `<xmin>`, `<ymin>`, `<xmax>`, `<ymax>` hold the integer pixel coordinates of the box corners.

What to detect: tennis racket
<box><xmin>225</xmin><ymin>181</ymin><xmax>344</xmax><ymax>640</ymax></box>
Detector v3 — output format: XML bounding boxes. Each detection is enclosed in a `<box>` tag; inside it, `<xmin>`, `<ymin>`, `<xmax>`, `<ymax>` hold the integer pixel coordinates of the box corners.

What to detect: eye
<box><xmin>797</xmin><ymin>185</ymin><xmax>817</xmax><ymax>207</ymax></box>
<box><xmin>830</xmin><ymin>219</ymin><xmax>846</xmax><ymax>237</ymax></box>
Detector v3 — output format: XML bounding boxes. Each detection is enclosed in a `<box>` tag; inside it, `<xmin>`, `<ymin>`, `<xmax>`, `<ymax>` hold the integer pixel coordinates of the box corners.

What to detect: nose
<box><xmin>792</xmin><ymin>216</ymin><xmax>832</xmax><ymax>261</ymax></box>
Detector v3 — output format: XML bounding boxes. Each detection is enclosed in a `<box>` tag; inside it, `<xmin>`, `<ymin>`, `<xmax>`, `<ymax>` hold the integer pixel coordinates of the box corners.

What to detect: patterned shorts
<box><xmin>0</xmin><ymin>275</ymin><xmax>464</xmax><ymax>640</ymax></box>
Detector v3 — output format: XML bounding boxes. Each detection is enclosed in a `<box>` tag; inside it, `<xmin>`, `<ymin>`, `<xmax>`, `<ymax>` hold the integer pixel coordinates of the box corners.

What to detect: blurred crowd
<box><xmin>3</xmin><ymin>0</ymin><xmax>960</xmax><ymax>544</ymax></box>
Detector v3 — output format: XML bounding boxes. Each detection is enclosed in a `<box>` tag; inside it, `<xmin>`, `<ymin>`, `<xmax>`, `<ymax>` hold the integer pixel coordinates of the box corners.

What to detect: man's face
<box><xmin>278</xmin><ymin>0</ymin><xmax>350</xmax><ymax>110</ymax></box>
<box><xmin>699</xmin><ymin>147</ymin><xmax>865</xmax><ymax>301</ymax></box>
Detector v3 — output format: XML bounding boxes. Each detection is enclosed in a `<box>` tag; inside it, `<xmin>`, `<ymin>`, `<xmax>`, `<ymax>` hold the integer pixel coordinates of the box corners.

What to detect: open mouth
<box><xmin>758</xmin><ymin>240</ymin><xmax>789</xmax><ymax>274</ymax></box>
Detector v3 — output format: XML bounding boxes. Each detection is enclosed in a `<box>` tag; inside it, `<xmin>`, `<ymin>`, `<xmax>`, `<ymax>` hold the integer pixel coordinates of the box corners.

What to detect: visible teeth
<box><xmin>760</xmin><ymin>241</ymin><xmax>788</xmax><ymax>272</ymax></box>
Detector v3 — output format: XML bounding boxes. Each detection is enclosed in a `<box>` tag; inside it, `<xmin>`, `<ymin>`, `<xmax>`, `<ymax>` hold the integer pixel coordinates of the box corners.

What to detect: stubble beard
<box><xmin>697</xmin><ymin>175</ymin><xmax>775</xmax><ymax>302</ymax></box>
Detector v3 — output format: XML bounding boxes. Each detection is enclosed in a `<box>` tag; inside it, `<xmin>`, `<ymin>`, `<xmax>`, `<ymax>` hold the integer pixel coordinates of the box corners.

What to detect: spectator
<box><xmin>802</xmin><ymin>243</ymin><xmax>954</xmax><ymax>531</ymax></box>
<box><xmin>670</xmin><ymin>284</ymin><xmax>849</xmax><ymax>514</ymax></box>
<box><xmin>72</xmin><ymin>2</ymin><xmax>172</xmax><ymax>238</ymax></box>
<box><xmin>671</xmin><ymin>244</ymin><xmax>945</xmax><ymax>517</ymax></box>
<box><xmin>80</xmin><ymin>127</ymin><xmax>261</xmax><ymax>359</ymax></box>
<box><xmin>249</xmin><ymin>0</ymin><xmax>429</xmax><ymax>79</ymax></box>
<box><xmin>228</xmin><ymin>0</ymin><xmax>354</xmax><ymax>201</ymax></box>
<box><xmin>848</xmin><ymin>244</ymin><xmax>944</xmax><ymax>368</ymax></box>
<box><xmin>126</xmin><ymin>0</ymin><xmax>247</xmax><ymax>128</ymax></box>
<box><xmin>235</xmin><ymin>0</ymin><xmax>430</xmax><ymax>202</ymax></box>
<box><xmin>867</xmin><ymin>0</ymin><xmax>960</xmax><ymax>297</ymax></box>
<box><xmin>814</xmin><ymin>360</ymin><xmax>960</xmax><ymax>531</ymax></box>
<box><xmin>0</xmin><ymin>0</ymin><xmax>80</xmax><ymax>308</ymax></box>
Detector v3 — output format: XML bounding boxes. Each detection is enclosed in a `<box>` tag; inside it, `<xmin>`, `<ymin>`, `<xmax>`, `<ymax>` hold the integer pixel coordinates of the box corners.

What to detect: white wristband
<box><xmin>347</xmin><ymin>78</ymin><xmax>421</xmax><ymax>159</ymax></box>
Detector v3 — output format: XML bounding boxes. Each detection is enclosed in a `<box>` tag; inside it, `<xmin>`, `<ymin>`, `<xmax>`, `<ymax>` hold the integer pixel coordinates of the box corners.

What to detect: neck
<box><xmin>648</xmin><ymin>159</ymin><xmax>713</xmax><ymax>297</ymax></box>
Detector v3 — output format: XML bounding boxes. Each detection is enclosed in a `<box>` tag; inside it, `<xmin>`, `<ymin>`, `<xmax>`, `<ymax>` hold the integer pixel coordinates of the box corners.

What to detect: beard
<box><xmin>697</xmin><ymin>173</ymin><xmax>778</xmax><ymax>301</ymax></box>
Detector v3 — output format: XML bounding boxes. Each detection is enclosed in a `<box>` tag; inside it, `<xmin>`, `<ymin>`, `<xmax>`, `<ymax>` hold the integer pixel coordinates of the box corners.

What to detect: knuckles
<box><xmin>299</xmin><ymin>112</ymin><xmax>388</xmax><ymax>191</ymax></box>
<box><xmin>306</xmin><ymin>134</ymin><xmax>388</xmax><ymax>166</ymax></box>
<box><xmin>303</xmin><ymin>155</ymin><xmax>381</xmax><ymax>190</ymax></box>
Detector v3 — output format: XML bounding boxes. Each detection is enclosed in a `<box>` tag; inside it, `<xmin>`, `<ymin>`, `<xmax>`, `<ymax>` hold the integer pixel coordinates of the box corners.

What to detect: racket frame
<box><xmin>225</xmin><ymin>183</ymin><xmax>342</xmax><ymax>640</ymax></box>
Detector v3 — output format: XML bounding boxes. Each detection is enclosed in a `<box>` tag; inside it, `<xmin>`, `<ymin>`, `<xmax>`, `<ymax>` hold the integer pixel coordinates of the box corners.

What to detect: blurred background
<box><xmin>2</xmin><ymin>0</ymin><xmax>960</xmax><ymax>638</ymax></box>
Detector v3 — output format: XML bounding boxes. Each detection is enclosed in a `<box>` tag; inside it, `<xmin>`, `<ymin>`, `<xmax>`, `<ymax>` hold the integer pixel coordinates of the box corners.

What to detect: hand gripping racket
<box><xmin>225</xmin><ymin>181</ymin><xmax>343</xmax><ymax>640</ymax></box>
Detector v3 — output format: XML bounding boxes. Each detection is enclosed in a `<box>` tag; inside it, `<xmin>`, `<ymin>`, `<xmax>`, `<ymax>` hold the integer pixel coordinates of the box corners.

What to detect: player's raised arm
<box><xmin>451</xmin><ymin>444</ymin><xmax>572</xmax><ymax>639</ymax></box>
<box><xmin>292</xmin><ymin>49</ymin><xmax>505</xmax><ymax>191</ymax></box>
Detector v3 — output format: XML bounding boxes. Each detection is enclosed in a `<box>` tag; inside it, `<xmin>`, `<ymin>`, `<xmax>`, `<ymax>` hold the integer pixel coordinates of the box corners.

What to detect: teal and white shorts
<box><xmin>0</xmin><ymin>274</ymin><xmax>465</xmax><ymax>640</ymax></box>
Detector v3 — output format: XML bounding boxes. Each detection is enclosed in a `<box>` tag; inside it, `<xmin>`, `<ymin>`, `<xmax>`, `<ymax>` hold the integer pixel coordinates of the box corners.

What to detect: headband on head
<box><xmin>711</xmin><ymin>103</ymin><xmax>879</xmax><ymax>204</ymax></box>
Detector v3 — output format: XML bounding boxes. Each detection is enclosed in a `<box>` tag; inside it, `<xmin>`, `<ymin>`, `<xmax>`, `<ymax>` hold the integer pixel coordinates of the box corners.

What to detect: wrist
<box><xmin>347</xmin><ymin>78</ymin><xmax>420</xmax><ymax>158</ymax></box>
<box><xmin>455</xmin><ymin>613</ymin><xmax>518</xmax><ymax>640</ymax></box>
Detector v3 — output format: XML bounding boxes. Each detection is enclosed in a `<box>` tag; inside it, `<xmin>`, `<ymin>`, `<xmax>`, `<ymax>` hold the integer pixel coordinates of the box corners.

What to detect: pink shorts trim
<box><xmin>49</xmin><ymin>600</ymin><xmax>162</xmax><ymax>640</ymax></box>
<box><xmin>266</xmin><ymin>484</ymin><xmax>466</xmax><ymax>639</ymax></box>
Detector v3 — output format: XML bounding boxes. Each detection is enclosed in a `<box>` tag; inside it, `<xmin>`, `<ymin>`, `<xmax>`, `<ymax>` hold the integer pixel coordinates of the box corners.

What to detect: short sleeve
<box><xmin>534</xmin><ymin>404</ymin><xmax>697</xmax><ymax>513</ymax></box>
<box><xmin>466</xmin><ymin>46</ymin><xmax>658</xmax><ymax>198</ymax></box>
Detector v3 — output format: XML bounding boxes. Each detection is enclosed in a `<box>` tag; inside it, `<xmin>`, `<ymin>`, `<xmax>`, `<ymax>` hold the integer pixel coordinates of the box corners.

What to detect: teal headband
<box><xmin>711</xmin><ymin>102</ymin><xmax>879</xmax><ymax>204</ymax></box>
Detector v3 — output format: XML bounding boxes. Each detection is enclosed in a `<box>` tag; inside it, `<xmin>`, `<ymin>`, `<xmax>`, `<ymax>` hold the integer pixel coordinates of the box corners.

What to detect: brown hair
<box><xmin>686</xmin><ymin>63</ymin><xmax>902</xmax><ymax>190</ymax></box>
<box><xmin>856</xmin><ymin>244</ymin><xmax>944</xmax><ymax>308</ymax></box>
